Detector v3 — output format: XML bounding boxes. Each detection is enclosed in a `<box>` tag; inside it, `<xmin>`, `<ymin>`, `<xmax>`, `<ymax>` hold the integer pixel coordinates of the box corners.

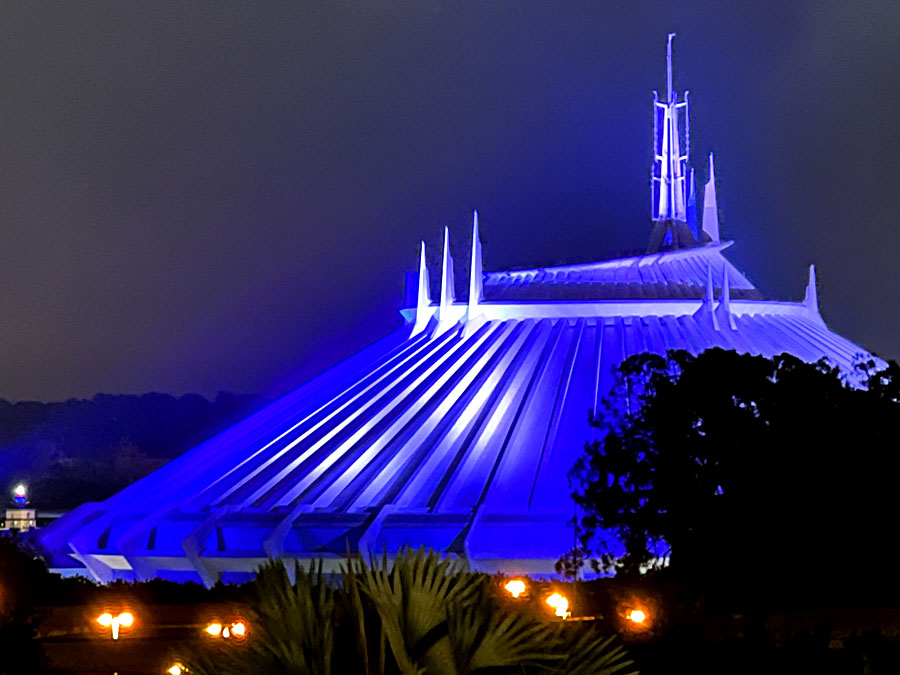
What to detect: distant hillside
<box><xmin>0</xmin><ymin>392</ymin><xmax>268</xmax><ymax>509</ymax></box>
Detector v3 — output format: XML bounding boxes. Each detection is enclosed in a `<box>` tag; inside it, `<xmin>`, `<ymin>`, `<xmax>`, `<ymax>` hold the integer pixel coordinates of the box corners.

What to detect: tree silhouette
<box><xmin>570</xmin><ymin>349</ymin><xmax>900</xmax><ymax>608</ymax></box>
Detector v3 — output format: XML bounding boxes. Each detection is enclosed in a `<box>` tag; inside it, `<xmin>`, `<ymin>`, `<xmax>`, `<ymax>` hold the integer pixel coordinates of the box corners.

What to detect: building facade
<box><xmin>4</xmin><ymin>508</ymin><xmax>37</xmax><ymax>532</ymax></box>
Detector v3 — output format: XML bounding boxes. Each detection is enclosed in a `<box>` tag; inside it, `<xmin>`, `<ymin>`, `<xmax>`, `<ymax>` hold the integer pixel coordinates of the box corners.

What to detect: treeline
<box><xmin>0</xmin><ymin>392</ymin><xmax>268</xmax><ymax>509</ymax></box>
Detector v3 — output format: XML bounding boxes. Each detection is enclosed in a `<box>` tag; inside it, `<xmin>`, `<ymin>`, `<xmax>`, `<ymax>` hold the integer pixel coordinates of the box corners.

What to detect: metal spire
<box><xmin>720</xmin><ymin>266</ymin><xmax>736</xmax><ymax>329</ymax></box>
<box><xmin>440</xmin><ymin>226</ymin><xmax>455</xmax><ymax>307</ymax></box>
<box><xmin>467</xmin><ymin>211</ymin><xmax>483</xmax><ymax>319</ymax></box>
<box><xmin>438</xmin><ymin>226</ymin><xmax>456</xmax><ymax>328</ymax></box>
<box><xmin>702</xmin><ymin>152</ymin><xmax>720</xmax><ymax>243</ymax></box>
<box><xmin>666</xmin><ymin>32</ymin><xmax>675</xmax><ymax>103</ymax></box>
<box><xmin>418</xmin><ymin>241</ymin><xmax>430</xmax><ymax>305</ymax></box>
<box><xmin>411</xmin><ymin>241</ymin><xmax>432</xmax><ymax>336</ymax></box>
<box><xmin>704</xmin><ymin>262</ymin><xmax>720</xmax><ymax>331</ymax></box>
<box><xmin>686</xmin><ymin>167</ymin><xmax>698</xmax><ymax>237</ymax></box>
<box><xmin>803</xmin><ymin>264</ymin><xmax>826</xmax><ymax>326</ymax></box>
<box><xmin>804</xmin><ymin>264</ymin><xmax>820</xmax><ymax>313</ymax></box>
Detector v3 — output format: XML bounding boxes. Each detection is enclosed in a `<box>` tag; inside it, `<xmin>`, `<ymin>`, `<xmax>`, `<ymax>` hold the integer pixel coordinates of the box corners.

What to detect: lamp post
<box><xmin>620</xmin><ymin>600</ymin><xmax>653</xmax><ymax>634</ymax></box>
<box><xmin>503</xmin><ymin>579</ymin><xmax>527</xmax><ymax>599</ymax></box>
<box><xmin>97</xmin><ymin>611</ymin><xmax>134</xmax><ymax>640</ymax></box>
<box><xmin>545</xmin><ymin>593</ymin><xmax>570</xmax><ymax>619</ymax></box>
<box><xmin>627</xmin><ymin>609</ymin><xmax>647</xmax><ymax>625</ymax></box>
<box><xmin>205</xmin><ymin>620</ymin><xmax>247</xmax><ymax>640</ymax></box>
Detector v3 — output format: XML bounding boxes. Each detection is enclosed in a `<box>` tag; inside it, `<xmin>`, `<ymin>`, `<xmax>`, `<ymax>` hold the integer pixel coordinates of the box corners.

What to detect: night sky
<box><xmin>0</xmin><ymin>2</ymin><xmax>897</xmax><ymax>402</ymax></box>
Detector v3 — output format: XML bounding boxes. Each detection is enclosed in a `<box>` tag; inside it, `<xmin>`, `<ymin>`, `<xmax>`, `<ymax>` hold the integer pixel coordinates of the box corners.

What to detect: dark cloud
<box><xmin>0</xmin><ymin>1</ymin><xmax>896</xmax><ymax>400</ymax></box>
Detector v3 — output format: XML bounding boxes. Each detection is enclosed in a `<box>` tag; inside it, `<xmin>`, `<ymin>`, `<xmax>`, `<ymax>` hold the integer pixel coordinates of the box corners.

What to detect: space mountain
<box><xmin>40</xmin><ymin>36</ymin><xmax>879</xmax><ymax>584</ymax></box>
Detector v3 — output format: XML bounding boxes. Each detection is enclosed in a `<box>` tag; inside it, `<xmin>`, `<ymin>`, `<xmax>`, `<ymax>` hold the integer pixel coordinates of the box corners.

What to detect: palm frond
<box><xmin>554</xmin><ymin>624</ymin><xmax>638</xmax><ymax>675</ymax></box>
<box><xmin>446</xmin><ymin>598</ymin><xmax>561</xmax><ymax>674</ymax></box>
<box><xmin>184</xmin><ymin>552</ymin><xmax>637</xmax><ymax>675</ymax></box>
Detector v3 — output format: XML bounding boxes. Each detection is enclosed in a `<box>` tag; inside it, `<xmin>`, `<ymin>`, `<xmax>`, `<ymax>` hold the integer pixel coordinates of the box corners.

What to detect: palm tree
<box><xmin>184</xmin><ymin>548</ymin><xmax>636</xmax><ymax>675</ymax></box>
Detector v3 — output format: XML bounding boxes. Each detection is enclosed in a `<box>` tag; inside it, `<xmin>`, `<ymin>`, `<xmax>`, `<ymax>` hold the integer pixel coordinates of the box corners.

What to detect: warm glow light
<box><xmin>545</xmin><ymin>593</ymin><xmax>570</xmax><ymax>619</ymax></box>
<box><xmin>504</xmin><ymin>579</ymin><xmax>526</xmax><ymax>598</ymax></box>
<box><xmin>223</xmin><ymin>626</ymin><xmax>231</xmax><ymax>638</ymax></box>
<box><xmin>96</xmin><ymin>611</ymin><xmax>134</xmax><ymax>639</ymax></box>
<box><xmin>13</xmin><ymin>484</ymin><xmax>26</xmax><ymax>498</ymax></box>
<box><xmin>167</xmin><ymin>665</ymin><xmax>184</xmax><ymax>675</ymax></box>
<box><xmin>627</xmin><ymin>609</ymin><xmax>647</xmax><ymax>624</ymax></box>
<box><xmin>205</xmin><ymin>622</ymin><xmax>223</xmax><ymax>637</ymax></box>
<box><xmin>231</xmin><ymin>621</ymin><xmax>246</xmax><ymax>637</ymax></box>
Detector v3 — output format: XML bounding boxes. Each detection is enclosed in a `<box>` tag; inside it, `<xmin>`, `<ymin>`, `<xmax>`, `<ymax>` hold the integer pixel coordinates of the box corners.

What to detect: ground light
<box><xmin>205</xmin><ymin>620</ymin><xmax>248</xmax><ymax>639</ymax></box>
<box><xmin>96</xmin><ymin>611</ymin><xmax>134</xmax><ymax>640</ymax></box>
<box><xmin>504</xmin><ymin>579</ymin><xmax>527</xmax><ymax>598</ymax></box>
<box><xmin>619</xmin><ymin>598</ymin><xmax>655</xmax><ymax>634</ymax></box>
<box><xmin>167</xmin><ymin>665</ymin><xmax>185</xmax><ymax>675</ymax></box>
<box><xmin>545</xmin><ymin>593</ymin><xmax>570</xmax><ymax>619</ymax></box>
<box><xmin>627</xmin><ymin>609</ymin><xmax>647</xmax><ymax>624</ymax></box>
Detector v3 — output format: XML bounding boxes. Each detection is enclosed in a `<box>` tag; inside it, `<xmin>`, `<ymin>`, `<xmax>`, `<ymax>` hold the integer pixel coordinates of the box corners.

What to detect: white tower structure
<box><xmin>651</xmin><ymin>33</ymin><xmax>690</xmax><ymax>223</ymax></box>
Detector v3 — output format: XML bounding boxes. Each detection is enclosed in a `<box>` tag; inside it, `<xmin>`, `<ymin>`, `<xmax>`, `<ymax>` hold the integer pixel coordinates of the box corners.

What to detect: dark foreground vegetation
<box><xmin>188</xmin><ymin>551</ymin><xmax>632</xmax><ymax>675</ymax></box>
<box><xmin>0</xmin><ymin>541</ymin><xmax>633</xmax><ymax>674</ymax></box>
<box><xmin>3</xmin><ymin>533</ymin><xmax>900</xmax><ymax>673</ymax></box>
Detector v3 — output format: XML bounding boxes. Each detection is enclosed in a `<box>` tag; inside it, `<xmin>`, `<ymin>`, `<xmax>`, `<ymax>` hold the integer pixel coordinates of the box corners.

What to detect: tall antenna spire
<box><xmin>651</xmin><ymin>33</ymin><xmax>690</xmax><ymax>224</ymax></box>
<box><xmin>666</xmin><ymin>32</ymin><xmax>675</xmax><ymax>103</ymax></box>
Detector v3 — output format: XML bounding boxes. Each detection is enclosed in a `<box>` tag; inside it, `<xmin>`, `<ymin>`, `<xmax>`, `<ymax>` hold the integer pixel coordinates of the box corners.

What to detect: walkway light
<box><xmin>619</xmin><ymin>600</ymin><xmax>654</xmax><ymax>633</ymax></box>
<box><xmin>96</xmin><ymin>611</ymin><xmax>135</xmax><ymax>640</ymax></box>
<box><xmin>205</xmin><ymin>619</ymin><xmax>247</xmax><ymax>639</ymax></box>
<box><xmin>627</xmin><ymin>609</ymin><xmax>646</xmax><ymax>624</ymax></box>
<box><xmin>167</xmin><ymin>665</ymin><xmax>185</xmax><ymax>675</ymax></box>
<box><xmin>504</xmin><ymin>579</ymin><xmax>526</xmax><ymax>598</ymax></box>
<box><xmin>545</xmin><ymin>592</ymin><xmax>570</xmax><ymax>619</ymax></box>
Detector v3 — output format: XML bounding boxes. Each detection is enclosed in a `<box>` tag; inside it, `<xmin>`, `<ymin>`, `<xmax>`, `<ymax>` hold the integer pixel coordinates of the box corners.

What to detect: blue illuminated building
<box><xmin>40</xmin><ymin>37</ymin><xmax>880</xmax><ymax>584</ymax></box>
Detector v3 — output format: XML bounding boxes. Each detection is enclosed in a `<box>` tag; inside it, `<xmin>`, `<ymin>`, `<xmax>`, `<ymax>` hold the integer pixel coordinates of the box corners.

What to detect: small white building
<box><xmin>3</xmin><ymin>508</ymin><xmax>37</xmax><ymax>532</ymax></box>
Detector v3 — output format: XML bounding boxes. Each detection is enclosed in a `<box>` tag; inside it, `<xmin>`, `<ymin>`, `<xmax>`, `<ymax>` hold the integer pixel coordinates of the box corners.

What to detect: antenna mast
<box><xmin>666</xmin><ymin>32</ymin><xmax>675</xmax><ymax>103</ymax></box>
<box><xmin>651</xmin><ymin>33</ymin><xmax>690</xmax><ymax>224</ymax></box>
